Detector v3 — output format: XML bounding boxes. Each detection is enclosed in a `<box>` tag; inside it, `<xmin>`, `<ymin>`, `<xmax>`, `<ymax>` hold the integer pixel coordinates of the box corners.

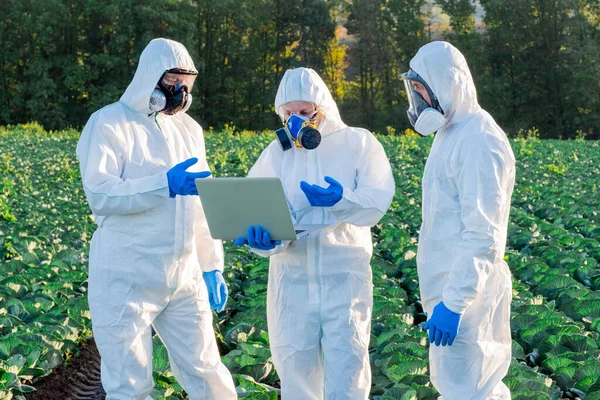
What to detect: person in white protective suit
<box><xmin>401</xmin><ymin>41</ymin><xmax>515</xmax><ymax>400</ymax></box>
<box><xmin>233</xmin><ymin>67</ymin><xmax>396</xmax><ymax>399</ymax></box>
<box><xmin>76</xmin><ymin>38</ymin><xmax>237</xmax><ymax>399</ymax></box>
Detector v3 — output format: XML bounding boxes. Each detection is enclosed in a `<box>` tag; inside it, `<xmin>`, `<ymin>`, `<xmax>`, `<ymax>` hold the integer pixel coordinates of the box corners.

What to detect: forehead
<box><xmin>281</xmin><ymin>101</ymin><xmax>316</xmax><ymax>113</ymax></box>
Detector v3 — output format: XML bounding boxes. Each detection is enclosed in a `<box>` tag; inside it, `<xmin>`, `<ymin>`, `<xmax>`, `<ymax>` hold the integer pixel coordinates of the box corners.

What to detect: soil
<box><xmin>27</xmin><ymin>338</ymin><xmax>105</xmax><ymax>400</ymax></box>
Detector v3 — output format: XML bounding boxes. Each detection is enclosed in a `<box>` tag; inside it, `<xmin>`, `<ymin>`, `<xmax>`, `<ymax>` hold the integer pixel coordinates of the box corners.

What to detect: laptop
<box><xmin>195</xmin><ymin>177</ymin><xmax>324</xmax><ymax>241</ymax></box>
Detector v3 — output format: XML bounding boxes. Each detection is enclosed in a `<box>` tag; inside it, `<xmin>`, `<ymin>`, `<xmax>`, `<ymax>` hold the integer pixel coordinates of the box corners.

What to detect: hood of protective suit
<box><xmin>409</xmin><ymin>41</ymin><xmax>480</xmax><ymax>124</ymax></box>
<box><xmin>275</xmin><ymin>67</ymin><xmax>347</xmax><ymax>135</ymax></box>
<box><xmin>120</xmin><ymin>38</ymin><xmax>197</xmax><ymax>114</ymax></box>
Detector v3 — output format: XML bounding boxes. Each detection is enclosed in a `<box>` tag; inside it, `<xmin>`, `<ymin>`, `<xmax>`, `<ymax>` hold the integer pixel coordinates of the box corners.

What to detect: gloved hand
<box><xmin>423</xmin><ymin>301</ymin><xmax>463</xmax><ymax>346</ymax></box>
<box><xmin>167</xmin><ymin>157</ymin><xmax>211</xmax><ymax>198</ymax></box>
<box><xmin>202</xmin><ymin>270</ymin><xmax>228</xmax><ymax>312</ymax></box>
<box><xmin>234</xmin><ymin>225</ymin><xmax>281</xmax><ymax>251</ymax></box>
<box><xmin>300</xmin><ymin>176</ymin><xmax>343</xmax><ymax>207</ymax></box>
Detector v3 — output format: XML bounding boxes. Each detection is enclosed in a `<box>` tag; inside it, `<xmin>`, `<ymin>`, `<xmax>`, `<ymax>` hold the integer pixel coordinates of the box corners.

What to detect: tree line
<box><xmin>1</xmin><ymin>0</ymin><xmax>599</xmax><ymax>138</ymax></box>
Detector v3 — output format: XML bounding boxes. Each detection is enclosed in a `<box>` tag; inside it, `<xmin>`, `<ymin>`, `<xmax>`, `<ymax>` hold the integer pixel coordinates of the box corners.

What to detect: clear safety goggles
<box><xmin>160</xmin><ymin>68</ymin><xmax>198</xmax><ymax>92</ymax></box>
<box><xmin>401</xmin><ymin>69</ymin><xmax>443</xmax><ymax>125</ymax></box>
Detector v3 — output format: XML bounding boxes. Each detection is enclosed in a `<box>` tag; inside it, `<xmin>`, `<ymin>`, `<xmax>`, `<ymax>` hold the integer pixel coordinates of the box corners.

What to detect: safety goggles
<box><xmin>160</xmin><ymin>68</ymin><xmax>198</xmax><ymax>92</ymax></box>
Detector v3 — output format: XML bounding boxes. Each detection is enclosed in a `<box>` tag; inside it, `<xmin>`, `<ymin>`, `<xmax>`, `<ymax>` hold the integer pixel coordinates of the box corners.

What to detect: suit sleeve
<box><xmin>76</xmin><ymin>112</ymin><xmax>169</xmax><ymax>217</ymax></box>
<box><xmin>442</xmin><ymin>138</ymin><xmax>515</xmax><ymax>314</ymax></box>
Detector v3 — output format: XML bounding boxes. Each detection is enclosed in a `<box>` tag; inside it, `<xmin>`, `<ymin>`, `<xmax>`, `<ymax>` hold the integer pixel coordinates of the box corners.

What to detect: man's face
<box><xmin>412</xmin><ymin>81</ymin><xmax>431</xmax><ymax>107</ymax></box>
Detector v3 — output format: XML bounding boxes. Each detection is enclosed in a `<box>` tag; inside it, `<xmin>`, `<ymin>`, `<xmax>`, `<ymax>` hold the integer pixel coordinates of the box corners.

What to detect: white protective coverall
<box><xmin>76</xmin><ymin>38</ymin><xmax>236</xmax><ymax>400</ymax></box>
<box><xmin>248</xmin><ymin>67</ymin><xmax>396</xmax><ymax>400</ymax></box>
<box><xmin>414</xmin><ymin>42</ymin><xmax>515</xmax><ymax>399</ymax></box>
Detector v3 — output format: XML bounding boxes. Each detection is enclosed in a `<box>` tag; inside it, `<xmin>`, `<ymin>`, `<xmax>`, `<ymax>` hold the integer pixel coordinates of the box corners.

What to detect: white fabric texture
<box><xmin>249</xmin><ymin>67</ymin><xmax>396</xmax><ymax>399</ymax></box>
<box><xmin>76</xmin><ymin>38</ymin><xmax>236</xmax><ymax>400</ymax></box>
<box><xmin>414</xmin><ymin>41</ymin><xmax>515</xmax><ymax>400</ymax></box>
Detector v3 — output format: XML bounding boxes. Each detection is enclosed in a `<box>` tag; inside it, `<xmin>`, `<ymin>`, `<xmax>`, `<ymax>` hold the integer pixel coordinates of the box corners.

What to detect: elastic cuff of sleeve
<box><xmin>327</xmin><ymin>188</ymin><xmax>355</xmax><ymax>212</ymax></box>
<box><xmin>201</xmin><ymin>266</ymin><xmax>224</xmax><ymax>273</ymax></box>
<box><xmin>442</xmin><ymin>291</ymin><xmax>468</xmax><ymax>315</ymax></box>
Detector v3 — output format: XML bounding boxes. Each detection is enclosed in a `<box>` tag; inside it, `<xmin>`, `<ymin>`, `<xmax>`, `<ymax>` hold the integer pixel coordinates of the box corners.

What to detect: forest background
<box><xmin>1</xmin><ymin>0</ymin><xmax>599</xmax><ymax>139</ymax></box>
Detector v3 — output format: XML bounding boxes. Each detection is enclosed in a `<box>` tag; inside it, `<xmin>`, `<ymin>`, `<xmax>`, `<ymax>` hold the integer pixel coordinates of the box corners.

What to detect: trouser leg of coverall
<box><xmin>267</xmin><ymin>276</ymin><xmax>324</xmax><ymax>399</ymax></box>
<box><xmin>152</xmin><ymin>277</ymin><xmax>237</xmax><ymax>400</ymax></box>
<box><xmin>92</xmin><ymin>297</ymin><xmax>157</xmax><ymax>400</ymax></box>
<box><xmin>271</xmin><ymin>341</ymin><xmax>324</xmax><ymax>400</ymax></box>
<box><xmin>321</xmin><ymin>273</ymin><xmax>372</xmax><ymax>400</ymax></box>
<box><xmin>428</xmin><ymin>273</ymin><xmax>512</xmax><ymax>400</ymax></box>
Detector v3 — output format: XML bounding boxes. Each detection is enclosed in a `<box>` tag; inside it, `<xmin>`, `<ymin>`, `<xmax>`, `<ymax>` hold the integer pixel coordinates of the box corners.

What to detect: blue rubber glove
<box><xmin>234</xmin><ymin>225</ymin><xmax>281</xmax><ymax>251</ymax></box>
<box><xmin>202</xmin><ymin>270</ymin><xmax>228</xmax><ymax>312</ymax></box>
<box><xmin>423</xmin><ymin>301</ymin><xmax>463</xmax><ymax>346</ymax></box>
<box><xmin>167</xmin><ymin>157</ymin><xmax>211</xmax><ymax>198</ymax></box>
<box><xmin>300</xmin><ymin>176</ymin><xmax>343</xmax><ymax>207</ymax></box>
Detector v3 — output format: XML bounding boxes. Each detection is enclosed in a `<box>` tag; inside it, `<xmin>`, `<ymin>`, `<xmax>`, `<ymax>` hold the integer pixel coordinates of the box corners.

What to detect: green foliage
<box><xmin>2</xmin><ymin>125</ymin><xmax>599</xmax><ymax>399</ymax></box>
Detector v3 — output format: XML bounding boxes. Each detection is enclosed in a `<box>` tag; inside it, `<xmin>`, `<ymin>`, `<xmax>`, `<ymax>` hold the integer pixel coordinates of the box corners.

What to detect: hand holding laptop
<box><xmin>234</xmin><ymin>225</ymin><xmax>281</xmax><ymax>250</ymax></box>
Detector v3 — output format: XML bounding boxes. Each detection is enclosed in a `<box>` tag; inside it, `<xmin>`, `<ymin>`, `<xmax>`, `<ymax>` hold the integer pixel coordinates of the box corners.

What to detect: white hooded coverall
<box><xmin>415</xmin><ymin>42</ymin><xmax>515</xmax><ymax>400</ymax></box>
<box><xmin>248</xmin><ymin>68</ymin><xmax>396</xmax><ymax>400</ymax></box>
<box><xmin>76</xmin><ymin>38</ymin><xmax>236</xmax><ymax>400</ymax></box>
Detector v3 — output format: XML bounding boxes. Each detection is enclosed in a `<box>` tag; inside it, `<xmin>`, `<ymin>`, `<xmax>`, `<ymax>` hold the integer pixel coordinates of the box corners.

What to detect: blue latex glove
<box><xmin>167</xmin><ymin>157</ymin><xmax>211</xmax><ymax>198</ymax></box>
<box><xmin>423</xmin><ymin>301</ymin><xmax>463</xmax><ymax>346</ymax></box>
<box><xmin>299</xmin><ymin>176</ymin><xmax>343</xmax><ymax>207</ymax></box>
<box><xmin>234</xmin><ymin>225</ymin><xmax>281</xmax><ymax>251</ymax></box>
<box><xmin>202</xmin><ymin>270</ymin><xmax>228</xmax><ymax>312</ymax></box>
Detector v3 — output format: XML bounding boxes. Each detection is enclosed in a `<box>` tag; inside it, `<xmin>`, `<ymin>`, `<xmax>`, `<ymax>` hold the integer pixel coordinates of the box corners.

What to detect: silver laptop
<box><xmin>195</xmin><ymin>177</ymin><xmax>321</xmax><ymax>241</ymax></box>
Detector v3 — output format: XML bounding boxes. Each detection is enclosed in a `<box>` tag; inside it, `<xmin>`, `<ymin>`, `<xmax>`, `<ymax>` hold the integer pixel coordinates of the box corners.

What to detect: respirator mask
<box><xmin>149</xmin><ymin>68</ymin><xmax>198</xmax><ymax>115</ymax></box>
<box><xmin>275</xmin><ymin>111</ymin><xmax>322</xmax><ymax>151</ymax></box>
<box><xmin>401</xmin><ymin>69</ymin><xmax>446</xmax><ymax>136</ymax></box>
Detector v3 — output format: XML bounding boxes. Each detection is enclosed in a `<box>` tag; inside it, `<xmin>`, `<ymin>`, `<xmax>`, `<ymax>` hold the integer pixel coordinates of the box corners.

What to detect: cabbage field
<box><xmin>1</xmin><ymin>123</ymin><xmax>599</xmax><ymax>400</ymax></box>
